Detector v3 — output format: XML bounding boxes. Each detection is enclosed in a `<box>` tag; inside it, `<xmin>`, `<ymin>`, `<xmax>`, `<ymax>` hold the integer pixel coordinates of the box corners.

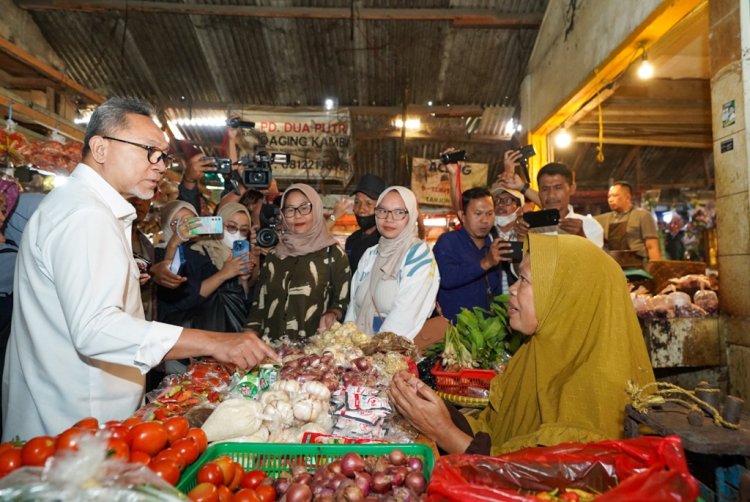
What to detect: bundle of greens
<box><xmin>427</xmin><ymin>294</ymin><xmax>524</xmax><ymax>372</ymax></box>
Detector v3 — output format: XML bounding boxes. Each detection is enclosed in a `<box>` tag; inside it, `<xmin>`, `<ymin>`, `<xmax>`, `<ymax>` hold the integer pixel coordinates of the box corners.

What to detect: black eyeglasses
<box><xmin>282</xmin><ymin>203</ymin><xmax>313</xmax><ymax>218</ymax></box>
<box><xmin>374</xmin><ymin>207</ymin><xmax>409</xmax><ymax>220</ymax></box>
<box><xmin>103</xmin><ymin>136</ymin><xmax>174</xmax><ymax>166</ymax></box>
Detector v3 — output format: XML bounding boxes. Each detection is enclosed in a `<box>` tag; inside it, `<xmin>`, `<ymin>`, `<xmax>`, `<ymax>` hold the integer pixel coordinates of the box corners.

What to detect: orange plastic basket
<box><xmin>430</xmin><ymin>363</ymin><xmax>496</xmax><ymax>396</ymax></box>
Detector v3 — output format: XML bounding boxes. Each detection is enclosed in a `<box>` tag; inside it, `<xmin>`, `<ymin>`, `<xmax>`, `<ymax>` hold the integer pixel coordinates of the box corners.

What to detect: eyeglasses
<box><xmin>494</xmin><ymin>197</ymin><xmax>519</xmax><ymax>206</ymax></box>
<box><xmin>374</xmin><ymin>207</ymin><xmax>409</xmax><ymax>220</ymax></box>
<box><xmin>281</xmin><ymin>203</ymin><xmax>313</xmax><ymax>218</ymax></box>
<box><xmin>225</xmin><ymin>223</ymin><xmax>250</xmax><ymax>236</ymax></box>
<box><xmin>103</xmin><ymin>136</ymin><xmax>175</xmax><ymax>166</ymax></box>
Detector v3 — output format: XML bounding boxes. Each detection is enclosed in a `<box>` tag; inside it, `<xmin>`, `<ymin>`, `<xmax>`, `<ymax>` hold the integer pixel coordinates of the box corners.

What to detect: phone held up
<box><xmin>523</xmin><ymin>208</ymin><xmax>560</xmax><ymax>228</ymax></box>
<box><xmin>232</xmin><ymin>239</ymin><xmax>251</xmax><ymax>274</ymax></box>
<box><xmin>192</xmin><ymin>216</ymin><xmax>224</xmax><ymax>235</ymax></box>
<box><xmin>500</xmin><ymin>241</ymin><xmax>524</xmax><ymax>262</ymax></box>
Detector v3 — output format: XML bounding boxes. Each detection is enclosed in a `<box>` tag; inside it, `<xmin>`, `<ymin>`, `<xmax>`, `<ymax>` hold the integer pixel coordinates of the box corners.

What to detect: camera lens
<box><xmin>256</xmin><ymin>228</ymin><xmax>278</xmax><ymax>248</ymax></box>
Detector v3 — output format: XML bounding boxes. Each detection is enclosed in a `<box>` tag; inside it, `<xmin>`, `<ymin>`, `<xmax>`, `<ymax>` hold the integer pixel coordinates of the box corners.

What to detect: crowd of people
<box><xmin>0</xmin><ymin>96</ymin><xmax>658</xmax><ymax>455</ymax></box>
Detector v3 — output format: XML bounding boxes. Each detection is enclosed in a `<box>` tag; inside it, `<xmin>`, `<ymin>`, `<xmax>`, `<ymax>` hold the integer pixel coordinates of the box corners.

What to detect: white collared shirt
<box><xmin>532</xmin><ymin>205</ymin><xmax>604</xmax><ymax>248</ymax></box>
<box><xmin>2</xmin><ymin>163</ymin><xmax>181</xmax><ymax>440</ymax></box>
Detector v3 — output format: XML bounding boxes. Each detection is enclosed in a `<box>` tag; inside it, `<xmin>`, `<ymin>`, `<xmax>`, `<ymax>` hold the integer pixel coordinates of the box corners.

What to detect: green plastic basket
<box><xmin>176</xmin><ymin>442</ymin><xmax>435</xmax><ymax>493</ymax></box>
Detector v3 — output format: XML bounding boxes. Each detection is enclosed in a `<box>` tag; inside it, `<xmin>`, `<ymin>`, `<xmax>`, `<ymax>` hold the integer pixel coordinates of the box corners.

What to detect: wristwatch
<box><xmin>520</xmin><ymin>182</ymin><xmax>530</xmax><ymax>195</ymax></box>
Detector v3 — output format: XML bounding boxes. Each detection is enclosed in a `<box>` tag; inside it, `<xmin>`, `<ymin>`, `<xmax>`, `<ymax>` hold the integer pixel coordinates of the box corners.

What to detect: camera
<box><xmin>256</xmin><ymin>202</ymin><xmax>282</xmax><ymax>248</ymax></box>
<box><xmin>240</xmin><ymin>151</ymin><xmax>290</xmax><ymax>189</ymax></box>
<box><xmin>227</xmin><ymin>117</ymin><xmax>256</xmax><ymax>129</ymax></box>
<box><xmin>440</xmin><ymin>150</ymin><xmax>467</xmax><ymax>164</ymax></box>
<box><xmin>202</xmin><ymin>156</ymin><xmax>233</xmax><ymax>174</ymax></box>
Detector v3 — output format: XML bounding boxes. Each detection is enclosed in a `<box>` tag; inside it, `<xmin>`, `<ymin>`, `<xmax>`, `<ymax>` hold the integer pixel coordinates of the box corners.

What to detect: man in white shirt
<box><xmin>514</xmin><ymin>163</ymin><xmax>603</xmax><ymax>248</ymax></box>
<box><xmin>2</xmin><ymin>97</ymin><xmax>278</xmax><ymax>440</ymax></box>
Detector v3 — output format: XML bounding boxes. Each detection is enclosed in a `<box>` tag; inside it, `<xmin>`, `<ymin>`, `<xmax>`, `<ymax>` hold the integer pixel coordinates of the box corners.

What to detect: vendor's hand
<box><xmin>149</xmin><ymin>260</ymin><xmax>187</xmax><ymax>289</ymax></box>
<box><xmin>559</xmin><ymin>217</ymin><xmax>585</xmax><ymax>237</ymax></box>
<box><xmin>210</xmin><ymin>330</ymin><xmax>280</xmax><ymax>369</ymax></box>
<box><xmin>388</xmin><ymin>371</ymin><xmax>463</xmax><ymax>448</ymax></box>
<box><xmin>138</xmin><ymin>273</ymin><xmax>151</xmax><ymax>286</ymax></box>
<box><xmin>183</xmin><ymin>153</ymin><xmax>217</xmax><ymax>184</ymax></box>
<box><xmin>318</xmin><ymin>311</ymin><xmax>340</xmax><ymax>331</ymax></box>
<box><xmin>503</xmin><ymin>149</ymin><xmax>523</xmax><ymax>177</ymax></box>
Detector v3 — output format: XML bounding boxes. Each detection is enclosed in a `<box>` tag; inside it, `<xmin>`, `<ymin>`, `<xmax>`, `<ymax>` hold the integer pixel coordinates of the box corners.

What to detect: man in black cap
<box><xmin>330</xmin><ymin>174</ymin><xmax>386</xmax><ymax>273</ymax></box>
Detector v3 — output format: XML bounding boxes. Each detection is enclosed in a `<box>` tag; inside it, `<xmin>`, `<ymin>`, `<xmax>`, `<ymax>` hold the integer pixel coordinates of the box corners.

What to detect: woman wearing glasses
<box><xmin>160</xmin><ymin>202</ymin><xmax>256</xmax><ymax>332</ymax></box>
<box><xmin>246</xmin><ymin>184</ymin><xmax>350</xmax><ymax>342</ymax></box>
<box><xmin>344</xmin><ymin>186</ymin><xmax>440</xmax><ymax>340</ymax></box>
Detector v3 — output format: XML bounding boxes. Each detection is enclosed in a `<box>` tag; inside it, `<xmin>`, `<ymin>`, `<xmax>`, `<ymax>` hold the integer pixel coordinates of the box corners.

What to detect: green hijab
<box><xmin>465</xmin><ymin>233</ymin><xmax>655</xmax><ymax>454</ymax></box>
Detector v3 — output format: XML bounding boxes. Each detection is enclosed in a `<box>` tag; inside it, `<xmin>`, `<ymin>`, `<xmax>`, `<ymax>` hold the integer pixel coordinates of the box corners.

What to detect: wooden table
<box><xmin>624</xmin><ymin>403</ymin><xmax>750</xmax><ymax>456</ymax></box>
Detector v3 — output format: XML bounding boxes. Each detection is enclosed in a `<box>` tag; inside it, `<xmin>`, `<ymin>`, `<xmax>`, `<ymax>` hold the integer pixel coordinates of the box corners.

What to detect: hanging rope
<box><xmin>596</xmin><ymin>90</ymin><xmax>605</xmax><ymax>163</ymax></box>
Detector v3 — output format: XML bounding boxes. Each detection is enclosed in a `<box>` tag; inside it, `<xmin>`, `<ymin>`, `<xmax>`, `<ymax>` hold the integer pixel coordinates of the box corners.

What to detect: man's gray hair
<box><xmin>82</xmin><ymin>97</ymin><xmax>155</xmax><ymax>158</ymax></box>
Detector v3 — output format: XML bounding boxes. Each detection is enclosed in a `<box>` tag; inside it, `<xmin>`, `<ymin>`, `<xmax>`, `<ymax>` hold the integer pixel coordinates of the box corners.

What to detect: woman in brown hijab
<box><xmin>246</xmin><ymin>184</ymin><xmax>350</xmax><ymax>342</ymax></box>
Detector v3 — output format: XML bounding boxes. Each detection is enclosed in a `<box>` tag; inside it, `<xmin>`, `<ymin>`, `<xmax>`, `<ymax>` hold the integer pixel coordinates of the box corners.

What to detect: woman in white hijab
<box><xmin>345</xmin><ymin>186</ymin><xmax>440</xmax><ymax>340</ymax></box>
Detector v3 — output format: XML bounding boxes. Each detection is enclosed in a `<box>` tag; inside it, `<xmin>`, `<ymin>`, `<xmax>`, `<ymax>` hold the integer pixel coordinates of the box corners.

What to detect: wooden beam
<box><xmin>573</xmin><ymin>135</ymin><xmax>710</xmax><ymax>149</ymax></box>
<box><xmin>355</xmin><ymin>128</ymin><xmax>508</xmax><ymax>145</ymax></box>
<box><xmin>0</xmin><ymin>35</ymin><xmax>104</xmax><ymax>105</ymax></box>
<box><xmin>18</xmin><ymin>1</ymin><xmax>543</xmax><ymax>27</ymax></box>
<box><xmin>0</xmin><ymin>87</ymin><xmax>84</xmax><ymax>141</ymax></box>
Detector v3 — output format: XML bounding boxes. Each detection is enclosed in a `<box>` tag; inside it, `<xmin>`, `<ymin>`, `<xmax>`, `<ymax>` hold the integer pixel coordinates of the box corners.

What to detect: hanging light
<box><xmin>637</xmin><ymin>45</ymin><xmax>654</xmax><ymax>79</ymax></box>
<box><xmin>554</xmin><ymin>127</ymin><xmax>572</xmax><ymax>148</ymax></box>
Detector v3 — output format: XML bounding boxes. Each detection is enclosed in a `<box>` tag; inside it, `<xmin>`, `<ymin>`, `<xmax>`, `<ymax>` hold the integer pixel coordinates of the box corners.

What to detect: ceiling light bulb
<box><xmin>554</xmin><ymin>128</ymin><xmax>572</xmax><ymax>148</ymax></box>
<box><xmin>324</xmin><ymin>98</ymin><xmax>335</xmax><ymax>110</ymax></box>
<box><xmin>637</xmin><ymin>57</ymin><xmax>653</xmax><ymax>79</ymax></box>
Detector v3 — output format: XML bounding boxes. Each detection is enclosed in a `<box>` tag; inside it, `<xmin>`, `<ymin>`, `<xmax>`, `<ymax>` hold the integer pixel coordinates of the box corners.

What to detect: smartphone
<box><xmin>500</xmin><ymin>241</ymin><xmax>524</xmax><ymax>262</ymax></box>
<box><xmin>523</xmin><ymin>208</ymin><xmax>560</xmax><ymax>228</ymax></box>
<box><xmin>201</xmin><ymin>156</ymin><xmax>233</xmax><ymax>174</ymax></box>
<box><xmin>168</xmin><ymin>245</ymin><xmax>186</xmax><ymax>275</ymax></box>
<box><xmin>518</xmin><ymin>144</ymin><xmax>536</xmax><ymax>158</ymax></box>
<box><xmin>232</xmin><ymin>240</ymin><xmax>251</xmax><ymax>273</ymax></box>
<box><xmin>192</xmin><ymin>216</ymin><xmax>224</xmax><ymax>235</ymax></box>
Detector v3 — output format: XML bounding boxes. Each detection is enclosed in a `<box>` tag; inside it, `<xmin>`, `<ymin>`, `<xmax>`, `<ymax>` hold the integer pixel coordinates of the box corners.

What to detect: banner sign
<box><xmin>410</xmin><ymin>158</ymin><xmax>489</xmax><ymax>206</ymax></box>
<box><xmin>238</xmin><ymin>108</ymin><xmax>353</xmax><ymax>184</ymax></box>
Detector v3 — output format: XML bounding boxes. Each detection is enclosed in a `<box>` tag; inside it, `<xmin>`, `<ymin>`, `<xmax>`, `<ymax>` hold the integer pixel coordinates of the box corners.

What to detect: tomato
<box><xmin>232</xmin><ymin>488</ymin><xmax>261</xmax><ymax>502</ymax></box>
<box><xmin>227</xmin><ymin>461</ymin><xmax>244</xmax><ymax>491</ymax></box>
<box><xmin>213</xmin><ymin>455</ymin><xmax>235</xmax><ymax>486</ymax></box>
<box><xmin>255</xmin><ymin>484</ymin><xmax>276</xmax><ymax>502</ymax></box>
<box><xmin>122</xmin><ymin>416</ymin><xmax>143</xmax><ymax>429</ymax></box>
<box><xmin>164</xmin><ymin>416</ymin><xmax>190</xmax><ymax>444</ymax></box>
<box><xmin>217</xmin><ymin>485</ymin><xmax>233</xmax><ymax>502</ymax></box>
<box><xmin>153</xmin><ymin>448</ymin><xmax>186</xmax><ymax>471</ymax></box>
<box><xmin>559</xmin><ymin>492</ymin><xmax>581</xmax><ymax>502</ymax></box>
<box><xmin>21</xmin><ymin>436</ymin><xmax>56</xmax><ymax>467</ymax></box>
<box><xmin>172</xmin><ymin>437</ymin><xmax>200</xmax><ymax>465</ymax></box>
<box><xmin>187</xmin><ymin>482</ymin><xmax>219</xmax><ymax>502</ymax></box>
<box><xmin>240</xmin><ymin>470</ymin><xmax>266</xmax><ymax>490</ymax></box>
<box><xmin>106</xmin><ymin>438</ymin><xmax>130</xmax><ymax>461</ymax></box>
<box><xmin>150</xmin><ymin>459</ymin><xmax>181</xmax><ymax>485</ymax></box>
<box><xmin>74</xmin><ymin>417</ymin><xmax>99</xmax><ymax>431</ymax></box>
<box><xmin>186</xmin><ymin>428</ymin><xmax>208</xmax><ymax>454</ymax></box>
<box><xmin>129</xmin><ymin>422</ymin><xmax>168</xmax><ymax>456</ymax></box>
<box><xmin>56</xmin><ymin>427</ymin><xmax>93</xmax><ymax>452</ymax></box>
<box><xmin>0</xmin><ymin>447</ymin><xmax>22</xmax><ymax>475</ymax></box>
<box><xmin>129</xmin><ymin>450</ymin><xmax>151</xmax><ymax>466</ymax></box>
<box><xmin>105</xmin><ymin>423</ymin><xmax>129</xmax><ymax>441</ymax></box>
<box><xmin>196</xmin><ymin>462</ymin><xmax>224</xmax><ymax>485</ymax></box>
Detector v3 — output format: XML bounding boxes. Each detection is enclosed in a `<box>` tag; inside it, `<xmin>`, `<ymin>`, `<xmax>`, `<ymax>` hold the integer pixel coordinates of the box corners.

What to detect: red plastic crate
<box><xmin>430</xmin><ymin>363</ymin><xmax>496</xmax><ymax>396</ymax></box>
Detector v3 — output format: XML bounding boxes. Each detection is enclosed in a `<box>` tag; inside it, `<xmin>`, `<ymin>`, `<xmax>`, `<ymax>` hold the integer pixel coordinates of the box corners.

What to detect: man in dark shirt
<box><xmin>433</xmin><ymin>187</ymin><xmax>514</xmax><ymax>322</ymax></box>
<box><xmin>343</xmin><ymin>174</ymin><xmax>386</xmax><ymax>273</ymax></box>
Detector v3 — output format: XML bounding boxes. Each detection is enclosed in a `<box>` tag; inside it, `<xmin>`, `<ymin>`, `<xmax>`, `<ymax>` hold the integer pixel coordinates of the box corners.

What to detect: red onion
<box><xmin>274</xmin><ymin>477</ymin><xmax>291</xmax><ymax>496</ymax></box>
<box><xmin>389</xmin><ymin>466</ymin><xmax>407</xmax><ymax>487</ymax></box>
<box><xmin>340</xmin><ymin>452</ymin><xmax>366</xmax><ymax>477</ymax></box>
<box><xmin>353</xmin><ymin>471</ymin><xmax>371</xmax><ymax>496</ymax></box>
<box><xmin>392</xmin><ymin>487</ymin><xmax>415</xmax><ymax>502</ymax></box>
<box><xmin>342</xmin><ymin>485</ymin><xmax>364</xmax><ymax>501</ymax></box>
<box><xmin>352</xmin><ymin>357</ymin><xmax>371</xmax><ymax>372</ymax></box>
<box><xmin>285</xmin><ymin>483</ymin><xmax>313</xmax><ymax>502</ymax></box>
<box><xmin>294</xmin><ymin>472</ymin><xmax>313</xmax><ymax>486</ymax></box>
<box><xmin>388</xmin><ymin>449</ymin><xmax>406</xmax><ymax>466</ymax></box>
<box><xmin>327</xmin><ymin>474</ymin><xmax>346</xmax><ymax>491</ymax></box>
<box><xmin>308</xmin><ymin>354</ymin><xmax>321</xmax><ymax>367</ymax></box>
<box><xmin>317</xmin><ymin>492</ymin><xmax>334</xmax><ymax>502</ymax></box>
<box><xmin>404</xmin><ymin>471</ymin><xmax>426</xmax><ymax>494</ymax></box>
<box><xmin>296</xmin><ymin>373</ymin><xmax>318</xmax><ymax>382</ymax></box>
<box><xmin>291</xmin><ymin>465</ymin><xmax>308</xmax><ymax>478</ymax></box>
<box><xmin>370</xmin><ymin>472</ymin><xmax>392</xmax><ymax>494</ymax></box>
<box><xmin>327</xmin><ymin>460</ymin><xmax>343</xmax><ymax>475</ymax></box>
<box><xmin>406</xmin><ymin>457</ymin><xmax>423</xmax><ymax>472</ymax></box>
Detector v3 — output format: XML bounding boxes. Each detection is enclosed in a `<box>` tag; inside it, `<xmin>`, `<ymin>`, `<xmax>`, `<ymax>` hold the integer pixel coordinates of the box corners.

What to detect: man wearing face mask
<box><xmin>338</xmin><ymin>174</ymin><xmax>386</xmax><ymax>273</ymax></box>
<box><xmin>489</xmin><ymin>182</ymin><xmax>524</xmax><ymax>293</ymax></box>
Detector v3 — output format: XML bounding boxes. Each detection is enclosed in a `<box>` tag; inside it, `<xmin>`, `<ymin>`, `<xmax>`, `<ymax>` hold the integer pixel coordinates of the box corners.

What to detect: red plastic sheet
<box><xmin>427</xmin><ymin>436</ymin><xmax>699</xmax><ymax>501</ymax></box>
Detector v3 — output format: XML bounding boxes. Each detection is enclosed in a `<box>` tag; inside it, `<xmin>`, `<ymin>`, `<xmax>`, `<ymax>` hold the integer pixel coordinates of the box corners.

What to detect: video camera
<box><xmin>256</xmin><ymin>198</ymin><xmax>282</xmax><ymax>248</ymax></box>
<box><xmin>238</xmin><ymin>151</ymin><xmax>290</xmax><ymax>190</ymax></box>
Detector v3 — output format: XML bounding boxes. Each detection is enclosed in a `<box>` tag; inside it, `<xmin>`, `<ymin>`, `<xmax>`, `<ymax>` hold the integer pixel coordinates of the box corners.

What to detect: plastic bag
<box><xmin>426</xmin><ymin>436</ymin><xmax>699</xmax><ymax>502</ymax></box>
<box><xmin>0</xmin><ymin>434</ymin><xmax>185</xmax><ymax>501</ymax></box>
<box><xmin>164</xmin><ymin>280</ymin><xmax>247</xmax><ymax>332</ymax></box>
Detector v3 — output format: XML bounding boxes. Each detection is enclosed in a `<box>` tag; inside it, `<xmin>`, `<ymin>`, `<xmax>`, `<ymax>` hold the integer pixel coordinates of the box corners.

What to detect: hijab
<box><xmin>355</xmin><ymin>186</ymin><xmax>421</xmax><ymax>334</ymax></box>
<box><xmin>465</xmin><ymin>233</ymin><xmax>655</xmax><ymax>454</ymax></box>
<box><xmin>191</xmin><ymin>203</ymin><xmax>250</xmax><ymax>270</ymax></box>
<box><xmin>158</xmin><ymin>200</ymin><xmax>197</xmax><ymax>245</ymax></box>
<box><xmin>274</xmin><ymin>183</ymin><xmax>338</xmax><ymax>259</ymax></box>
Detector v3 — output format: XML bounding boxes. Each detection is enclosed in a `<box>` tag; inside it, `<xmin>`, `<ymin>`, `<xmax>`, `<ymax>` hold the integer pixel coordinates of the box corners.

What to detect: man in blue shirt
<box><xmin>433</xmin><ymin>187</ymin><xmax>514</xmax><ymax>322</ymax></box>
